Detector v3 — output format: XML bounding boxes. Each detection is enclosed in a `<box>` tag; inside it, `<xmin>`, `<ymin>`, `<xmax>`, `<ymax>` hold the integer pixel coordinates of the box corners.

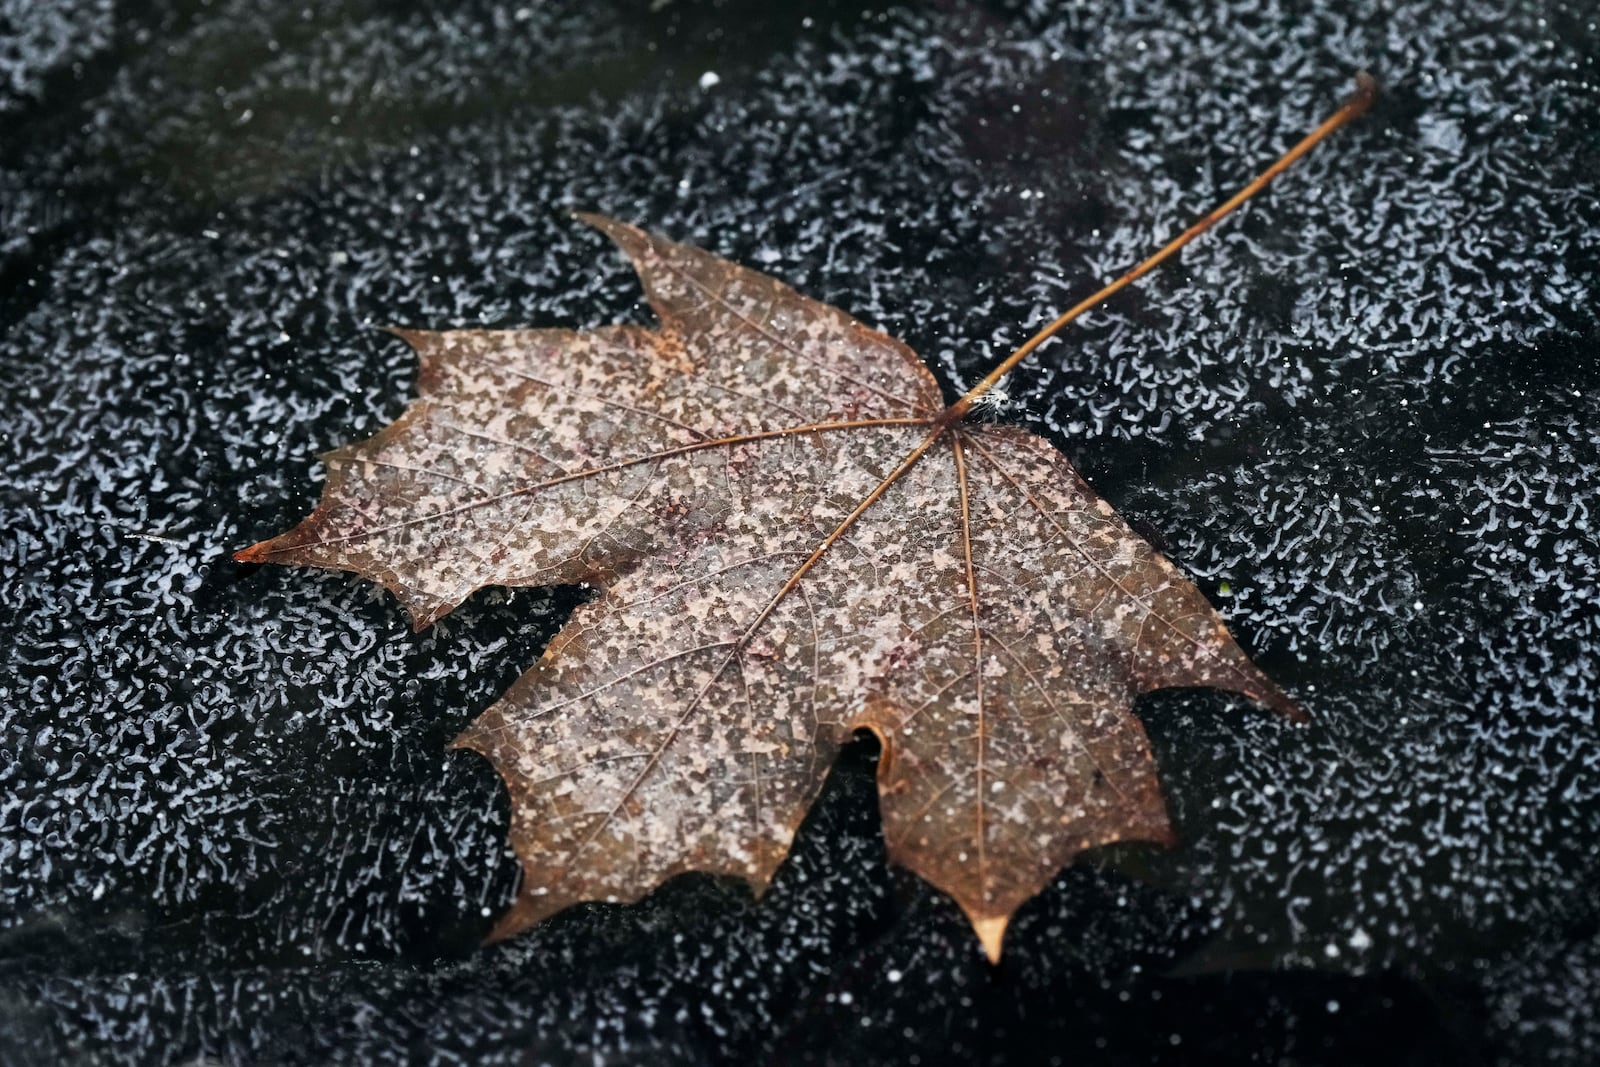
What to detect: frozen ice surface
<box><xmin>1</xmin><ymin>0</ymin><xmax>1596</xmax><ymax>1063</ymax></box>
<box><xmin>0</xmin><ymin>0</ymin><xmax>113</xmax><ymax>114</ymax></box>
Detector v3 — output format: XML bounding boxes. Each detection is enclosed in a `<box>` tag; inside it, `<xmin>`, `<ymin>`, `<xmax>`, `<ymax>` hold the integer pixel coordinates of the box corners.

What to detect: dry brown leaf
<box><xmin>238</xmin><ymin>79</ymin><xmax>1376</xmax><ymax>961</ymax></box>
<box><xmin>239</xmin><ymin>215</ymin><xmax>1295</xmax><ymax>959</ymax></box>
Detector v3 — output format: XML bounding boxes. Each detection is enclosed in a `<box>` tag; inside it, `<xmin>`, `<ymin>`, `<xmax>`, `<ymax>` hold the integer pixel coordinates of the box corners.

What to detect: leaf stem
<box><xmin>944</xmin><ymin>71</ymin><xmax>1379</xmax><ymax>423</ymax></box>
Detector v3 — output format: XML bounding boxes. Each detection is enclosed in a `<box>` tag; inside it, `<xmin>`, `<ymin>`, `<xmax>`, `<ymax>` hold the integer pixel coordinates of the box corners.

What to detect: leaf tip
<box><xmin>572</xmin><ymin>213</ymin><xmax>656</xmax><ymax>263</ymax></box>
<box><xmin>231</xmin><ymin>523</ymin><xmax>317</xmax><ymax>566</ymax></box>
<box><xmin>1257</xmin><ymin>684</ymin><xmax>1311</xmax><ymax>726</ymax></box>
<box><xmin>572</xmin><ymin>211</ymin><xmax>627</xmax><ymax>238</ymax></box>
<box><xmin>375</xmin><ymin>324</ymin><xmax>424</xmax><ymax>347</ymax></box>
<box><xmin>481</xmin><ymin>899</ymin><xmax>539</xmax><ymax>945</ymax></box>
<box><xmin>232</xmin><ymin>540</ymin><xmax>273</xmax><ymax>564</ymax></box>
<box><xmin>969</xmin><ymin>914</ymin><xmax>1009</xmax><ymax>965</ymax></box>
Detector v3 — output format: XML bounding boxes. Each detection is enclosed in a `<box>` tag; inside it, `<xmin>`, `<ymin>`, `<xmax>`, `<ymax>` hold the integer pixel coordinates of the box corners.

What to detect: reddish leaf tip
<box><xmin>232</xmin><ymin>541</ymin><xmax>273</xmax><ymax>563</ymax></box>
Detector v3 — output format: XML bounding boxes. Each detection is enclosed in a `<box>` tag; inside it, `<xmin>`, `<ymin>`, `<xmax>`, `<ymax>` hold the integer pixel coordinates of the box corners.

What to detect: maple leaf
<box><xmin>237</xmin><ymin>78</ymin><xmax>1375</xmax><ymax>962</ymax></box>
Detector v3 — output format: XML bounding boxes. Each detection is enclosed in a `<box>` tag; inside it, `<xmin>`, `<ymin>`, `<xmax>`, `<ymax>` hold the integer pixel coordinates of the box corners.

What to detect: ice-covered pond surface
<box><xmin>2</xmin><ymin>0</ymin><xmax>1597</xmax><ymax>1063</ymax></box>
